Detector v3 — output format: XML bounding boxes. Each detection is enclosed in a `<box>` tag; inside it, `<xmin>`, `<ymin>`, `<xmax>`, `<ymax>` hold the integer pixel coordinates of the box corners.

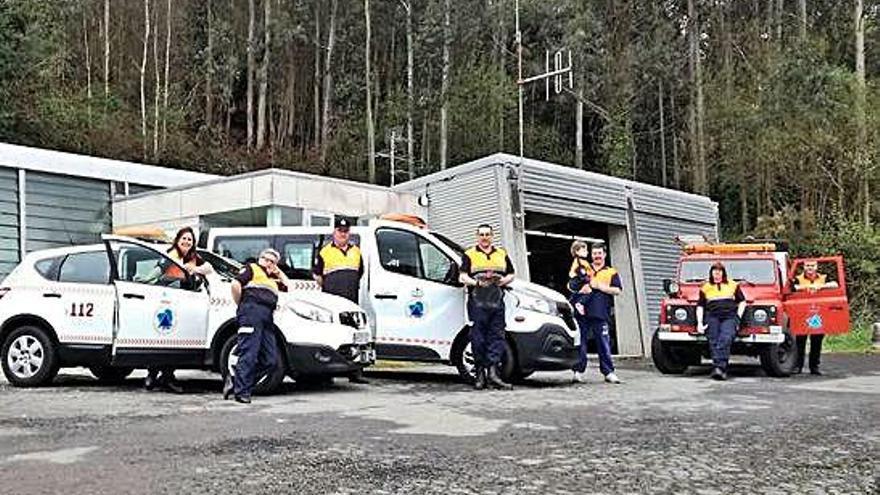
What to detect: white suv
<box><xmin>0</xmin><ymin>235</ymin><xmax>374</xmax><ymax>391</ymax></box>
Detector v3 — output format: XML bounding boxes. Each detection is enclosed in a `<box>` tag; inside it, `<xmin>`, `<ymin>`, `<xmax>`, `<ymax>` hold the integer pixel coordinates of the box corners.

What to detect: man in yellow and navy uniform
<box><xmin>313</xmin><ymin>217</ymin><xmax>363</xmax><ymax>304</ymax></box>
<box><xmin>792</xmin><ymin>260</ymin><xmax>838</xmax><ymax>375</ymax></box>
<box><xmin>313</xmin><ymin>217</ymin><xmax>368</xmax><ymax>383</ymax></box>
<box><xmin>570</xmin><ymin>242</ymin><xmax>623</xmax><ymax>384</ymax></box>
<box><xmin>696</xmin><ymin>262</ymin><xmax>745</xmax><ymax>381</ymax></box>
<box><xmin>459</xmin><ymin>224</ymin><xmax>515</xmax><ymax>390</ymax></box>
<box><xmin>225</xmin><ymin>248</ymin><xmax>289</xmax><ymax>403</ymax></box>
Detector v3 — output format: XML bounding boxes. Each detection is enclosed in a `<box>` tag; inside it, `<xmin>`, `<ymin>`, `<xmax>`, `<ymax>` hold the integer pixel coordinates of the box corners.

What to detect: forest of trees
<box><xmin>1</xmin><ymin>1</ymin><xmax>879</xmax><ymax>322</ymax></box>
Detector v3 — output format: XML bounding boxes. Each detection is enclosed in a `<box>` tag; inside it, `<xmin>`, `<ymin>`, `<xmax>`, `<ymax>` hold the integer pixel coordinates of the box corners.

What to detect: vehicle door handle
<box><xmin>374</xmin><ymin>293</ymin><xmax>398</xmax><ymax>300</ymax></box>
<box><xmin>42</xmin><ymin>293</ymin><xmax>61</xmax><ymax>298</ymax></box>
<box><xmin>829</xmin><ymin>305</ymin><xmax>844</xmax><ymax>310</ymax></box>
<box><xmin>123</xmin><ymin>293</ymin><xmax>146</xmax><ymax>300</ymax></box>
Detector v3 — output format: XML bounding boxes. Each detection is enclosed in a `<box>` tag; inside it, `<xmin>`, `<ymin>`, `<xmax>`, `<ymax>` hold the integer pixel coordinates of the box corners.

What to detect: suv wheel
<box><xmin>1</xmin><ymin>326</ymin><xmax>60</xmax><ymax>387</ymax></box>
<box><xmin>760</xmin><ymin>330</ymin><xmax>796</xmax><ymax>377</ymax></box>
<box><xmin>651</xmin><ymin>331</ymin><xmax>696</xmax><ymax>374</ymax></box>
<box><xmin>219</xmin><ymin>333</ymin><xmax>286</xmax><ymax>395</ymax></box>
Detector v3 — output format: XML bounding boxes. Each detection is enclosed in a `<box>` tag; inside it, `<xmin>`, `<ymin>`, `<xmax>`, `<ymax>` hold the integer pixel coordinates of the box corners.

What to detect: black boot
<box><xmin>348</xmin><ymin>370</ymin><xmax>370</xmax><ymax>384</ymax></box>
<box><xmin>487</xmin><ymin>365</ymin><xmax>512</xmax><ymax>390</ymax></box>
<box><xmin>222</xmin><ymin>373</ymin><xmax>235</xmax><ymax>400</ymax></box>
<box><xmin>159</xmin><ymin>370</ymin><xmax>184</xmax><ymax>394</ymax></box>
<box><xmin>473</xmin><ymin>367</ymin><xmax>487</xmax><ymax>390</ymax></box>
<box><xmin>144</xmin><ymin>369</ymin><xmax>159</xmax><ymax>391</ymax></box>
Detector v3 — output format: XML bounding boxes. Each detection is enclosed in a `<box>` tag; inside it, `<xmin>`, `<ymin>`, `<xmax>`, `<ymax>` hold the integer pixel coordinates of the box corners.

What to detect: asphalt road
<box><xmin>1</xmin><ymin>355</ymin><xmax>878</xmax><ymax>495</ymax></box>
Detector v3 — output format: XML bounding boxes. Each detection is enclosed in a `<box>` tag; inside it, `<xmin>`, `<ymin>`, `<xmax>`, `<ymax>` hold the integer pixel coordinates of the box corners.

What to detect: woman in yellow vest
<box><xmin>696</xmin><ymin>262</ymin><xmax>746</xmax><ymax>381</ymax></box>
<box><xmin>144</xmin><ymin>227</ymin><xmax>214</xmax><ymax>393</ymax></box>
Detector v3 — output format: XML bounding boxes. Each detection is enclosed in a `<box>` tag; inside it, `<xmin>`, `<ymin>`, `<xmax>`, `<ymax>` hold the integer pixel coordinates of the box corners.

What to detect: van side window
<box><xmin>279</xmin><ymin>235</ymin><xmax>321</xmax><ymax>279</ymax></box>
<box><xmin>58</xmin><ymin>251</ymin><xmax>111</xmax><ymax>285</ymax></box>
<box><xmin>376</xmin><ymin>229</ymin><xmax>420</xmax><ymax>278</ymax></box>
<box><xmin>419</xmin><ymin>239</ymin><xmax>457</xmax><ymax>284</ymax></box>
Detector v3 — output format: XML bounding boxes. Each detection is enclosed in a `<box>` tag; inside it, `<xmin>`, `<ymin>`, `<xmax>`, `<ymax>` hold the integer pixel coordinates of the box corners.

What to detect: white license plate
<box><xmin>354</xmin><ymin>330</ymin><xmax>371</xmax><ymax>344</ymax></box>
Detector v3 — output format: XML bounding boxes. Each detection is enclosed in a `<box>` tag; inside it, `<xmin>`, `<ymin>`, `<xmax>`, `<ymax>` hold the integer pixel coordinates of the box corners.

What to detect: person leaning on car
<box><xmin>696</xmin><ymin>261</ymin><xmax>746</xmax><ymax>381</ymax></box>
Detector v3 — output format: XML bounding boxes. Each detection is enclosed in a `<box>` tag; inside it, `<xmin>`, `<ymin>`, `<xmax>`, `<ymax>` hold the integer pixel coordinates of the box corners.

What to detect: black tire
<box><xmin>219</xmin><ymin>333</ymin><xmax>286</xmax><ymax>395</ymax></box>
<box><xmin>295</xmin><ymin>375</ymin><xmax>335</xmax><ymax>388</ymax></box>
<box><xmin>651</xmin><ymin>331</ymin><xmax>692</xmax><ymax>375</ymax></box>
<box><xmin>759</xmin><ymin>329</ymin><xmax>796</xmax><ymax>378</ymax></box>
<box><xmin>451</xmin><ymin>328</ymin><xmax>516</xmax><ymax>384</ymax></box>
<box><xmin>1</xmin><ymin>325</ymin><xmax>60</xmax><ymax>387</ymax></box>
<box><xmin>511</xmin><ymin>369</ymin><xmax>534</xmax><ymax>384</ymax></box>
<box><xmin>89</xmin><ymin>366</ymin><xmax>134</xmax><ymax>383</ymax></box>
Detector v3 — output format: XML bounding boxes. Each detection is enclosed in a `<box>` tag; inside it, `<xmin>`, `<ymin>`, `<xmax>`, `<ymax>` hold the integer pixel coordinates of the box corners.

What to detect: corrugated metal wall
<box><xmin>634</xmin><ymin>211</ymin><xmax>717</xmax><ymax>328</ymax></box>
<box><xmin>422</xmin><ymin>165</ymin><xmax>506</xmax><ymax>248</ymax></box>
<box><xmin>520</xmin><ymin>165</ymin><xmax>628</xmax><ymax>225</ymax></box>
<box><xmin>0</xmin><ymin>169</ymin><xmax>19</xmax><ymax>278</ymax></box>
<box><xmin>25</xmin><ymin>172</ymin><xmax>111</xmax><ymax>252</ymax></box>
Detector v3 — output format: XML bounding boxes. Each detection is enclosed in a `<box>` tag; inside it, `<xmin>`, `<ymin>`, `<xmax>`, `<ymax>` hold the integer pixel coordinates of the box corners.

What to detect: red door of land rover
<box><xmin>783</xmin><ymin>256</ymin><xmax>850</xmax><ymax>336</ymax></box>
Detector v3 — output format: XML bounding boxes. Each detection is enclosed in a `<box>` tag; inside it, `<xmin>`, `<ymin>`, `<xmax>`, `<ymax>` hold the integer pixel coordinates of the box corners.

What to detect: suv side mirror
<box><xmin>183</xmin><ymin>274</ymin><xmax>207</xmax><ymax>292</ymax></box>
<box><xmin>444</xmin><ymin>263</ymin><xmax>463</xmax><ymax>287</ymax></box>
<box><xmin>663</xmin><ymin>278</ymin><xmax>679</xmax><ymax>296</ymax></box>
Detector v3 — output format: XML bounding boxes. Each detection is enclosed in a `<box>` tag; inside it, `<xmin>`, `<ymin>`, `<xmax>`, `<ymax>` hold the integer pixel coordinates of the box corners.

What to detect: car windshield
<box><xmin>679</xmin><ymin>259</ymin><xmax>777</xmax><ymax>285</ymax></box>
<box><xmin>198</xmin><ymin>250</ymin><xmax>242</xmax><ymax>279</ymax></box>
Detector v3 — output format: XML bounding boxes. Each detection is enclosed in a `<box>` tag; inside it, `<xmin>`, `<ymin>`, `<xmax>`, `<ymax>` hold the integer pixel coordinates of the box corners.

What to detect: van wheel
<box><xmin>760</xmin><ymin>330</ymin><xmax>795</xmax><ymax>378</ymax></box>
<box><xmin>219</xmin><ymin>333</ymin><xmax>286</xmax><ymax>395</ymax></box>
<box><xmin>451</xmin><ymin>329</ymin><xmax>515</xmax><ymax>384</ymax></box>
<box><xmin>1</xmin><ymin>326</ymin><xmax>59</xmax><ymax>387</ymax></box>
<box><xmin>651</xmin><ymin>332</ymin><xmax>695</xmax><ymax>375</ymax></box>
<box><xmin>89</xmin><ymin>366</ymin><xmax>134</xmax><ymax>383</ymax></box>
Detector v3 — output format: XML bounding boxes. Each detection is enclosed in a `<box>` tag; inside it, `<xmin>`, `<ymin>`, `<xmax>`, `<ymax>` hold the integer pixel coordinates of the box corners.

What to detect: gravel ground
<box><xmin>0</xmin><ymin>354</ymin><xmax>878</xmax><ymax>495</ymax></box>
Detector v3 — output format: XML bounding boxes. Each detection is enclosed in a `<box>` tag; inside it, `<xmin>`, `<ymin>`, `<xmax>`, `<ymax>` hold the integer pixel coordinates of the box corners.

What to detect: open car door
<box><xmin>784</xmin><ymin>256</ymin><xmax>850</xmax><ymax>336</ymax></box>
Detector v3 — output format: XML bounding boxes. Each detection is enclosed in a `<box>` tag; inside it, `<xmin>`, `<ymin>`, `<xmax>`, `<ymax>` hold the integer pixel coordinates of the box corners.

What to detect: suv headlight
<box><xmin>753</xmin><ymin>308</ymin><xmax>769</xmax><ymax>324</ymax></box>
<box><xmin>673</xmin><ymin>307</ymin><xmax>688</xmax><ymax>322</ymax></box>
<box><xmin>288</xmin><ymin>300</ymin><xmax>333</xmax><ymax>323</ymax></box>
<box><xmin>516</xmin><ymin>293</ymin><xmax>558</xmax><ymax>316</ymax></box>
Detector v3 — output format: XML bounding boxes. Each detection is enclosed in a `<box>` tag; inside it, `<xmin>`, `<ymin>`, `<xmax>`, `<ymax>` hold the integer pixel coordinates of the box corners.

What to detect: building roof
<box><xmin>394</xmin><ymin>152</ymin><xmax>716</xmax><ymax>206</ymax></box>
<box><xmin>0</xmin><ymin>142</ymin><xmax>217</xmax><ymax>186</ymax></box>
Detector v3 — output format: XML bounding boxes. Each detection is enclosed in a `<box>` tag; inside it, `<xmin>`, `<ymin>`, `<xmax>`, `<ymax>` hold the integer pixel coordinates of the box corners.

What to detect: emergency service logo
<box><xmin>153</xmin><ymin>297</ymin><xmax>177</xmax><ymax>336</ymax></box>
<box><xmin>407</xmin><ymin>300</ymin><xmax>426</xmax><ymax>318</ymax></box>
<box><xmin>806</xmin><ymin>313</ymin><xmax>823</xmax><ymax>330</ymax></box>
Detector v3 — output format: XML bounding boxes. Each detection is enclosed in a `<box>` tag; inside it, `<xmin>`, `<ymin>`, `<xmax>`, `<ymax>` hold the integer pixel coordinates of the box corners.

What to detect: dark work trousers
<box><xmin>468</xmin><ymin>301</ymin><xmax>506</xmax><ymax>368</ymax></box>
<box><xmin>706</xmin><ymin>315</ymin><xmax>738</xmax><ymax>371</ymax></box>
<box><xmin>572</xmin><ymin>315</ymin><xmax>615</xmax><ymax>376</ymax></box>
<box><xmin>233</xmin><ymin>301</ymin><xmax>279</xmax><ymax>399</ymax></box>
<box><xmin>795</xmin><ymin>334</ymin><xmax>824</xmax><ymax>371</ymax></box>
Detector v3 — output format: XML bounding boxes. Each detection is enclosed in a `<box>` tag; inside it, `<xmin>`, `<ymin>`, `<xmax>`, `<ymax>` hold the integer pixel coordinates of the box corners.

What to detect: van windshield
<box><xmin>679</xmin><ymin>259</ymin><xmax>778</xmax><ymax>285</ymax></box>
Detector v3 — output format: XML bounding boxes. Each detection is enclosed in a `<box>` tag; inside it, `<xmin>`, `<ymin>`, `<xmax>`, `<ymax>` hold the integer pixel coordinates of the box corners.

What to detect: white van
<box><xmin>0</xmin><ymin>235</ymin><xmax>374</xmax><ymax>392</ymax></box>
<box><xmin>207</xmin><ymin>219</ymin><xmax>579</xmax><ymax>382</ymax></box>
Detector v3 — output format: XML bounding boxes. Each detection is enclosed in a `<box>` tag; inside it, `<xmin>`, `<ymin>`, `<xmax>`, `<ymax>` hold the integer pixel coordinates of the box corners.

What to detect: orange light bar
<box><xmin>112</xmin><ymin>226</ymin><xmax>170</xmax><ymax>242</ymax></box>
<box><xmin>379</xmin><ymin>213</ymin><xmax>427</xmax><ymax>228</ymax></box>
<box><xmin>683</xmin><ymin>243</ymin><xmax>776</xmax><ymax>254</ymax></box>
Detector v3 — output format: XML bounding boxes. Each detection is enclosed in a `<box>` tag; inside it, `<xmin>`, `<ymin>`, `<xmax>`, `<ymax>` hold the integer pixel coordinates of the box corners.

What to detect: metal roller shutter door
<box><xmin>25</xmin><ymin>172</ymin><xmax>111</xmax><ymax>252</ymax></box>
<box><xmin>0</xmin><ymin>168</ymin><xmax>19</xmax><ymax>278</ymax></box>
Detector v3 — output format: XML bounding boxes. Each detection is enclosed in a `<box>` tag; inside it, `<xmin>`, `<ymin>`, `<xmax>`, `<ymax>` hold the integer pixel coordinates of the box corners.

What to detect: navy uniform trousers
<box><xmin>706</xmin><ymin>315</ymin><xmax>738</xmax><ymax>371</ymax></box>
<box><xmin>233</xmin><ymin>300</ymin><xmax>279</xmax><ymax>399</ymax></box>
<box><xmin>468</xmin><ymin>300</ymin><xmax>506</xmax><ymax>368</ymax></box>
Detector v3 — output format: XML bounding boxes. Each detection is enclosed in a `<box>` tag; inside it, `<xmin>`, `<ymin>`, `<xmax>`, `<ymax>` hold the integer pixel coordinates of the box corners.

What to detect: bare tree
<box><xmin>206</xmin><ymin>0</ymin><xmax>213</xmax><ymax>130</ymax></box>
<box><xmin>798</xmin><ymin>0</ymin><xmax>807</xmax><ymax>41</ymax></box>
<box><xmin>103</xmin><ymin>0</ymin><xmax>109</xmax><ymax>101</ymax></box>
<box><xmin>256</xmin><ymin>0</ymin><xmax>271</xmax><ymax>150</ymax></box>
<box><xmin>320</xmin><ymin>0</ymin><xmax>339</xmax><ymax>165</ymax></box>
<box><xmin>247</xmin><ymin>0</ymin><xmax>256</xmax><ymax>150</ymax></box>
<box><xmin>658</xmin><ymin>80</ymin><xmax>666</xmax><ymax>187</ymax></box>
<box><xmin>83</xmin><ymin>12</ymin><xmax>92</xmax><ymax>124</ymax></box>
<box><xmin>365</xmin><ymin>0</ymin><xmax>376</xmax><ymax>182</ymax></box>
<box><xmin>575</xmin><ymin>86</ymin><xmax>583</xmax><ymax>169</ymax></box>
<box><xmin>855</xmin><ymin>0</ymin><xmax>870</xmax><ymax>225</ymax></box>
<box><xmin>162</xmin><ymin>0</ymin><xmax>171</xmax><ymax>147</ymax></box>
<box><xmin>402</xmin><ymin>0</ymin><xmax>414</xmax><ymax>180</ymax></box>
<box><xmin>688</xmin><ymin>0</ymin><xmax>707</xmax><ymax>194</ymax></box>
<box><xmin>440</xmin><ymin>0</ymin><xmax>451</xmax><ymax>170</ymax></box>
<box><xmin>153</xmin><ymin>0</ymin><xmax>160</xmax><ymax>157</ymax></box>
<box><xmin>313</xmin><ymin>0</ymin><xmax>321</xmax><ymax>150</ymax></box>
<box><xmin>140</xmin><ymin>0</ymin><xmax>151</xmax><ymax>159</ymax></box>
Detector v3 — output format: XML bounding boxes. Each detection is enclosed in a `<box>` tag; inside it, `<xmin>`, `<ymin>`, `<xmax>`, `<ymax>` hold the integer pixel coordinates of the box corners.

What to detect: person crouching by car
<box><xmin>696</xmin><ymin>262</ymin><xmax>746</xmax><ymax>381</ymax></box>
